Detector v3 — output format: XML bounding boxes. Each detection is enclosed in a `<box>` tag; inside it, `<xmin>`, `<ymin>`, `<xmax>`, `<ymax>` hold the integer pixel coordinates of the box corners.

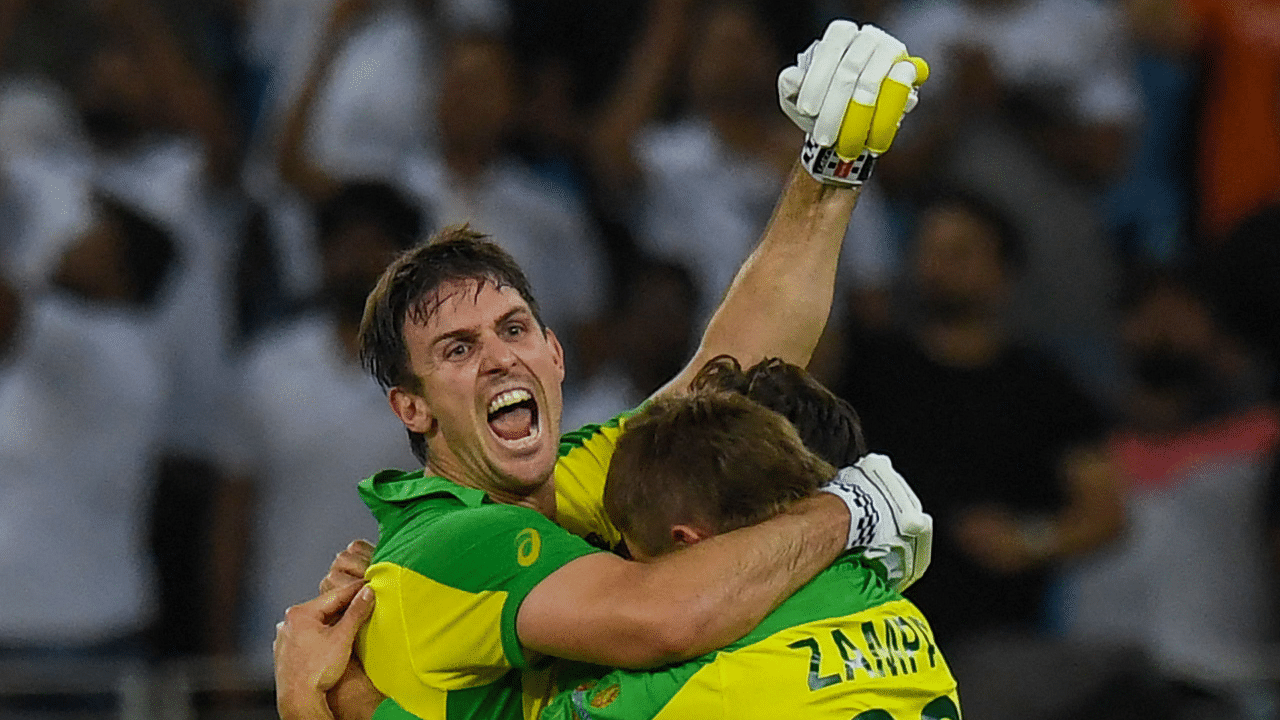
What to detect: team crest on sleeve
<box><xmin>516</xmin><ymin>528</ymin><xmax>542</xmax><ymax>566</ymax></box>
<box><xmin>590</xmin><ymin>684</ymin><xmax>621</xmax><ymax>708</ymax></box>
<box><xmin>568</xmin><ymin>680</ymin><xmax>621</xmax><ymax>718</ymax></box>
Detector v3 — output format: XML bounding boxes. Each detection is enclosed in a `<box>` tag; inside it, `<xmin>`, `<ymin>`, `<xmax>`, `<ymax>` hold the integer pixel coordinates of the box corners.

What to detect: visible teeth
<box><xmin>488</xmin><ymin>389</ymin><xmax>532</xmax><ymax>415</ymax></box>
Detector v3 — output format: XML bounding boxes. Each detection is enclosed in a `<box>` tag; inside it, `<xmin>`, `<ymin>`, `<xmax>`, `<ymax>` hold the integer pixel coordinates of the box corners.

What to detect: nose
<box><xmin>478</xmin><ymin>332</ymin><xmax>519</xmax><ymax>375</ymax></box>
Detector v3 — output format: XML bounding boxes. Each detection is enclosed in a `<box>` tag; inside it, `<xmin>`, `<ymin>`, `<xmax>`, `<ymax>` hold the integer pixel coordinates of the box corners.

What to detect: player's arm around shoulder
<box><xmin>517</xmin><ymin>493</ymin><xmax>852</xmax><ymax>669</ymax></box>
<box><xmin>516</xmin><ymin>551</ymin><xmax>693</xmax><ymax>669</ymax></box>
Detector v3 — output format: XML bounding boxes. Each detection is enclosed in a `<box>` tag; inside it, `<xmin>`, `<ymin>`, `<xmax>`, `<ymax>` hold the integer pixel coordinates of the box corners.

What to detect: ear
<box><xmin>671</xmin><ymin>524</ymin><xmax>712</xmax><ymax>548</ymax></box>
<box><xmin>389</xmin><ymin>386</ymin><xmax>435</xmax><ymax>436</ymax></box>
<box><xmin>544</xmin><ymin>327</ymin><xmax>566</xmax><ymax>382</ymax></box>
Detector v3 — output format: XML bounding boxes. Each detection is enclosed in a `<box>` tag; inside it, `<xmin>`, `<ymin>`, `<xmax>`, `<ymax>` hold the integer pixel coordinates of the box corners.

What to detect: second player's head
<box><xmin>690</xmin><ymin>355</ymin><xmax>868</xmax><ymax>467</ymax></box>
<box><xmin>360</xmin><ymin>225</ymin><xmax>566</xmax><ymax>502</ymax></box>
<box><xmin>604</xmin><ymin>389</ymin><xmax>835</xmax><ymax>560</ymax></box>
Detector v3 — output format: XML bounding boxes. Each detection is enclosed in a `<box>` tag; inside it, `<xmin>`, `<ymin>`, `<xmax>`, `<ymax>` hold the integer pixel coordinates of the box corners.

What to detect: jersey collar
<box><xmin>358</xmin><ymin>468</ymin><xmax>489</xmax><ymax>508</ymax></box>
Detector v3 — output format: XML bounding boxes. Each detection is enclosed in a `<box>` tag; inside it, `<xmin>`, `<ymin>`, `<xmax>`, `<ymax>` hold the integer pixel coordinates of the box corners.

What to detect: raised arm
<box><xmin>517</xmin><ymin>492</ymin><xmax>849</xmax><ymax>667</ymax></box>
<box><xmin>275</xmin><ymin>0</ymin><xmax>373</xmax><ymax>203</ymax></box>
<box><xmin>658</xmin><ymin>164</ymin><xmax>859</xmax><ymax>395</ymax></box>
<box><xmin>586</xmin><ymin>0</ymin><xmax>694</xmax><ymax>205</ymax></box>
<box><xmin>97</xmin><ymin>0</ymin><xmax>242</xmax><ymax>184</ymax></box>
<box><xmin>659</xmin><ymin>22</ymin><xmax>925</xmax><ymax>394</ymax></box>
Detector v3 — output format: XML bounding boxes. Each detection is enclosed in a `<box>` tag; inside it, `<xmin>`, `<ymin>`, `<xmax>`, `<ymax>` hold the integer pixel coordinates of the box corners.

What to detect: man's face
<box><xmin>436</xmin><ymin>38</ymin><xmax>515</xmax><ymax>153</ymax></box>
<box><xmin>687</xmin><ymin>4</ymin><xmax>778</xmax><ymax>114</ymax></box>
<box><xmin>398</xmin><ymin>279</ymin><xmax>565</xmax><ymax>500</ymax></box>
<box><xmin>321</xmin><ymin>223</ymin><xmax>404</xmax><ymax>326</ymax></box>
<box><xmin>912</xmin><ymin>206</ymin><xmax>1008</xmax><ymax>321</ymax></box>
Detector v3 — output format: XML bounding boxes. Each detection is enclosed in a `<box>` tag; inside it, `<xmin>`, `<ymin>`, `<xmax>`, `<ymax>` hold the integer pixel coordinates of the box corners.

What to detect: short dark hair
<box><xmin>922</xmin><ymin>186</ymin><xmax>1025</xmax><ymax>272</ymax></box>
<box><xmin>358</xmin><ymin>224</ymin><xmax>543</xmax><ymax>462</ymax></box>
<box><xmin>96</xmin><ymin>194</ymin><xmax>178</xmax><ymax>308</ymax></box>
<box><xmin>691</xmin><ymin>355</ymin><xmax>868</xmax><ymax>466</ymax></box>
<box><xmin>316</xmin><ymin>181</ymin><xmax>423</xmax><ymax>252</ymax></box>
<box><xmin>603</xmin><ymin>391</ymin><xmax>834</xmax><ymax>558</ymax></box>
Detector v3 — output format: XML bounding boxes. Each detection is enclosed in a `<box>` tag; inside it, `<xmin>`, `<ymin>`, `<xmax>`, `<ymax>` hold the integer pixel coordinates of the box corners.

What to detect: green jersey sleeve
<box><xmin>358</xmin><ymin>503</ymin><xmax>601</xmax><ymax>718</ymax></box>
<box><xmin>371</xmin><ymin>698</ymin><xmax>420</xmax><ymax>720</ymax></box>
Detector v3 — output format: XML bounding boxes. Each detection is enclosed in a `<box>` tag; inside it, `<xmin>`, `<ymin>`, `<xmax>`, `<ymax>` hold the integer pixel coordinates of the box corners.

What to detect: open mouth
<box><xmin>487</xmin><ymin>388</ymin><xmax>540</xmax><ymax>445</ymax></box>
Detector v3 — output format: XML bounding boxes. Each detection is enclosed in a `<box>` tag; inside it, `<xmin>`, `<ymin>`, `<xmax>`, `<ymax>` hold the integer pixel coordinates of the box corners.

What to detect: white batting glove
<box><xmin>778</xmin><ymin>21</ymin><xmax>929</xmax><ymax>186</ymax></box>
<box><xmin>819</xmin><ymin>453</ymin><xmax>933</xmax><ymax>592</ymax></box>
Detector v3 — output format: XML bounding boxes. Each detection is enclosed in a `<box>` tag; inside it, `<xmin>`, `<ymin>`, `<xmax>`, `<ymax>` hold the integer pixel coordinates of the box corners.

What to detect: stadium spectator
<box><xmin>0</xmin><ymin>197</ymin><xmax>176</xmax><ymax>659</ymax></box>
<box><xmin>588</xmin><ymin>0</ymin><xmax>899</xmax><ymax>333</ymax></box>
<box><xmin>395</xmin><ymin>32</ymin><xmax>607</xmax><ymax>352</ymax></box>
<box><xmin>275</xmin><ymin>18</ymin><xmax>607</xmax><ymax>368</ymax></box>
<box><xmin>834</xmin><ymin>189</ymin><xmax>1125</xmax><ymax>705</ymax></box>
<box><xmin>1065</xmin><ymin>272</ymin><xmax>1279</xmax><ymax>720</ymax></box>
<box><xmin>230</xmin><ymin>182</ymin><xmax>424</xmax><ymax>661</ymax></box>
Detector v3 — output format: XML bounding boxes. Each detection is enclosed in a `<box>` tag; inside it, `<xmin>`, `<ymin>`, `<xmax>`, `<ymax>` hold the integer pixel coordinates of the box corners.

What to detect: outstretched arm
<box><xmin>275</xmin><ymin>0</ymin><xmax>373</xmax><ymax>203</ymax></box>
<box><xmin>518</xmin><ymin>492</ymin><xmax>850</xmax><ymax>667</ymax></box>
<box><xmin>658</xmin><ymin>165</ymin><xmax>859</xmax><ymax>395</ymax></box>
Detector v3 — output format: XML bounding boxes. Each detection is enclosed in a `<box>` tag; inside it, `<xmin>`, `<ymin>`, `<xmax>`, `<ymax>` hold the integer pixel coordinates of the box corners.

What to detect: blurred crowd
<box><xmin>0</xmin><ymin>0</ymin><xmax>1278</xmax><ymax>718</ymax></box>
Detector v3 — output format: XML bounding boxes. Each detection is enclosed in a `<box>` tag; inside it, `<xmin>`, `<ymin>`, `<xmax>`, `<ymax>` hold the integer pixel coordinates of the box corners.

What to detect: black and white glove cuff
<box><xmin>800</xmin><ymin>136</ymin><xmax>877</xmax><ymax>187</ymax></box>
<box><xmin>819</xmin><ymin>466</ymin><xmax>881</xmax><ymax>551</ymax></box>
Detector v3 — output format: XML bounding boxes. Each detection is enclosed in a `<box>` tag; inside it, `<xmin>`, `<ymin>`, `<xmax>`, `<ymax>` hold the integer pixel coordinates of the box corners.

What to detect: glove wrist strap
<box><xmin>800</xmin><ymin>136</ymin><xmax>877</xmax><ymax>187</ymax></box>
<box><xmin>819</xmin><ymin>471</ymin><xmax>880</xmax><ymax>551</ymax></box>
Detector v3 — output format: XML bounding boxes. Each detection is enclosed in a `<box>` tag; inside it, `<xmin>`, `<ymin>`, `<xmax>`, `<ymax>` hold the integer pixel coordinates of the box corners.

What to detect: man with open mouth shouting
<box><xmin>275</xmin><ymin>19</ymin><xmax>932</xmax><ymax>720</ymax></box>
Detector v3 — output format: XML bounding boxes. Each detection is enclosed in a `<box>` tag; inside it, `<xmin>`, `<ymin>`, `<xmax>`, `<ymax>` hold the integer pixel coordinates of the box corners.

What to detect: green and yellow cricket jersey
<box><xmin>357</xmin><ymin>417</ymin><xmax>629</xmax><ymax>720</ymax></box>
<box><xmin>549</xmin><ymin>415</ymin><xmax>630</xmax><ymax>553</ymax></box>
<box><xmin>371</xmin><ymin>555</ymin><xmax>958</xmax><ymax>720</ymax></box>
<box><xmin>543</xmin><ymin>554</ymin><xmax>959</xmax><ymax>720</ymax></box>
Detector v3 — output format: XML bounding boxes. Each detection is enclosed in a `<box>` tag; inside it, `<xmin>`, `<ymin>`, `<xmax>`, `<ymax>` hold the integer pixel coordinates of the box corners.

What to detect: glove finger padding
<box><xmin>855</xmin><ymin>453</ymin><xmax>924</xmax><ymax>519</ymax></box>
<box><xmin>812</xmin><ymin>26</ymin><xmax>879</xmax><ymax>147</ymax></box>
<box><xmin>777</xmin><ymin>64</ymin><xmax>814</xmax><ymax>134</ymax></box>
<box><xmin>837</xmin><ymin>56</ymin><xmax>929</xmax><ymax>159</ymax></box>
<box><xmin>796</xmin><ymin>20</ymin><xmax>860</xmax><ymax>119</ymax></box>
<box><xmin>867</xmin><ymin>512</ymin><xmax>932</xmax><ymax>592</ymax></box>
<box><xmin>908</xmin><ymin>513</ymin><xmax>933</xmax><ymax>590</ymax></box>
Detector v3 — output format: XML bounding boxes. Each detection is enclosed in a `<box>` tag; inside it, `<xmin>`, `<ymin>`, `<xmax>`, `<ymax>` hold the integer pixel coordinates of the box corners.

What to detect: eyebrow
<box><xmin>429</xmin><ymin>306</ymin><xmax>529</xmax><ymax>350</ymax></box>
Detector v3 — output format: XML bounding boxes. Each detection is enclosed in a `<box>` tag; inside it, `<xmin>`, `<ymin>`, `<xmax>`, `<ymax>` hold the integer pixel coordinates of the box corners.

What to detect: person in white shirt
<box><xmin>233</xmin><ymin>182</ymin><xmax>424</xmax><ymax>660</ymax></box>
<box><xmin>0</xmin><ymin>196</ymin><xmax>176</xmax><ymax>653</ymax></box>
<box><xmin>589</xmin><ymin>0</ymin><xmax>899</xmax><ymax>331</ymax></box>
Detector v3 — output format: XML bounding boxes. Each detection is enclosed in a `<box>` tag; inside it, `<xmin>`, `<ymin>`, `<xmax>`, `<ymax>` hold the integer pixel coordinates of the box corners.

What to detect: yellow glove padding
<box><xmin>836</xmin><ymin>56</ymin><xmax>929</xmax><ymax>160</ymax></box>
